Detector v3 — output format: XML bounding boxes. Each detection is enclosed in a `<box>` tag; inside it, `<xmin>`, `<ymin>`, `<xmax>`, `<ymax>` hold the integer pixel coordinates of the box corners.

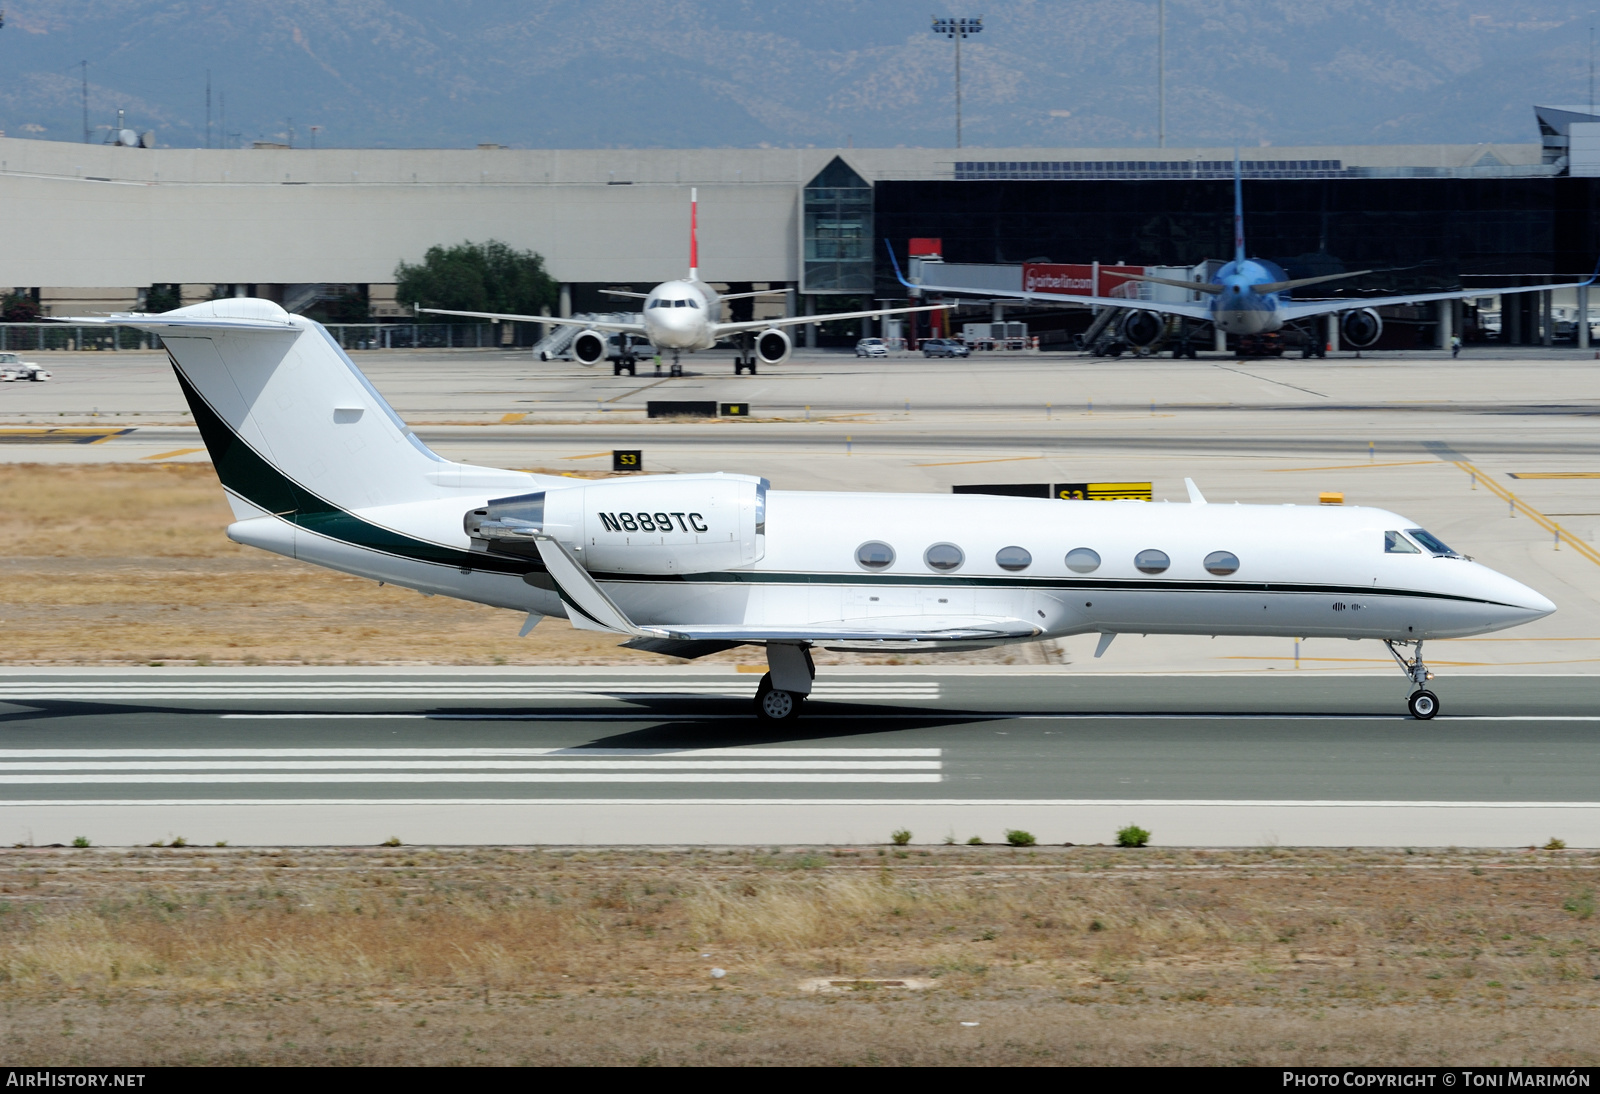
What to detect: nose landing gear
<box><xmin>1385</xmin><ymin>639</ymin><xmax>1439</xmax><ymax>719</ymax></box>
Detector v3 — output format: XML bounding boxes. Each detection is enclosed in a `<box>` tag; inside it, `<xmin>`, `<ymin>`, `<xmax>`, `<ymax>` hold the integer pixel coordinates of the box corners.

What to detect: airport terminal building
<box><xmin>3</xmin><ymin>103</ymin><xmax>1599</xmax><ymax>347</ymax></box>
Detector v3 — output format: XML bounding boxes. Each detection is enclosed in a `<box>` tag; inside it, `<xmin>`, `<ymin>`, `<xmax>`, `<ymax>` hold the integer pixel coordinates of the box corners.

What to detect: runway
<box><xmin>3</xmin><ymin>669</ymin><xmax>1597</xmax><ymax>848</ymax></box>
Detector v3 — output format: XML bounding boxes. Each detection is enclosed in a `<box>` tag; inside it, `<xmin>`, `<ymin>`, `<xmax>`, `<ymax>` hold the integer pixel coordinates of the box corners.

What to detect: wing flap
<box><xmin>715</xmin><ymin>302</ymin><xmax>951</xmax><ymax>337</ymax></box>
<box><xmin>655</xmin><ymin>618</ymin><xmax>1039</xmax><ymax>642</ymax></box>
<box><xmin>417</xmin><ymin>307</ymin><xmax>645</xmax><ymax>334</ymax></box>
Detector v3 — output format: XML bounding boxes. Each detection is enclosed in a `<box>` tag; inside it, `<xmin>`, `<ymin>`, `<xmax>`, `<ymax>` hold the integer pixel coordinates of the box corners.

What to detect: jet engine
<box><xmin>755</xmin><ymin>328</ymin><xmax>792</xmax><ymax>366</ymax></box>
<box><xmin>571</xmin><ymin>330</ymin><xmax>607</xmax><ymax>366</ymax></box>
<box><xmin>1120</xmin><ymin>310</ymin><xmax>1164</xmax><ymax>348</ymax></box>
<box><xmin>1340</xmin><ymin>308</ymin><xmax>1383</xmax><ymax>349</ymax></box>
<box><xmin>465</xmin><ymin>473</ymin><xmax>767</xmax><ymax>575</ymax></box>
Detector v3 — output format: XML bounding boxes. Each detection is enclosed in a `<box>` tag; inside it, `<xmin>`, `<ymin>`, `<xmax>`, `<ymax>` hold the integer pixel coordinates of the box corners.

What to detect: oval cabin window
<box><xmin>995</xmin><ymin>546</ymin><xmax>1032</xmax><ymax>571</ymax></box>
<box><xmin>924</xmin><ymin>543</ymin><xmax>965</xmax><ymax>572</ymax></box>
<box><xmin>856</xmin><ymin>541</ymin><xmax>896</xmax><ymax>570</ymax></box>
<box><xmin>1134</xmin><ymin>549</ymin><xmax>1170</xmax><ymax>574</ymax></box>
<box><xmin>1065</xmin><ymin>547</ymin><xmax>1101</xmax><ymax>574</ymax></box>
<box><xmin>1204</xmin><ymin>551</ymin><xmax>1240</xmax><ymax>575</ymax></box>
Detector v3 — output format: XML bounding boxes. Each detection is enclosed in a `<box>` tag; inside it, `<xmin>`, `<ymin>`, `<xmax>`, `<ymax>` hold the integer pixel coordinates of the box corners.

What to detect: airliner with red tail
<box><xmin>422</xmin><ymin>189</ymin><xmax>949</xmax><ymax>374</ymax></box>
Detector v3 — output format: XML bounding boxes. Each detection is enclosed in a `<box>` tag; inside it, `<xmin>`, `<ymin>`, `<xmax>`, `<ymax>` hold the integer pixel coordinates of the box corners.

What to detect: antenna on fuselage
<box><xmin>689</xmin><ymin>187</ymin><xmax>699</xmax><ymax>282</ymax></box>
<box><xmin>1232</xmin><ymin>148</ymin><xmax>1246</xmax><ymax>266</ymax></box>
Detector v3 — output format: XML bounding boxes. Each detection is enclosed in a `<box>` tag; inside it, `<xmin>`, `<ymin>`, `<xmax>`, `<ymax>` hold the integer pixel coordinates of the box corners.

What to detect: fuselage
<box><xmin>245</xmin><ymin>488</ymin><xmax>1556</xmax><ymax>647</ymax></box>
<box><xmin>640</xmin><ymin>278</ymin><xmax>721</xmax><ymax>351</ymax></box>
<box><xmin>1209</xmin><ymin>258</ymin><xmax>1289</xmax><ymax>336</ymax></box>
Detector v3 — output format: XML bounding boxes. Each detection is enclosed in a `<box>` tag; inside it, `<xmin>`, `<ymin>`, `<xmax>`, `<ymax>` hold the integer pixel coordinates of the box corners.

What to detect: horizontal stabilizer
<box><xmin>599</xmin><ymin>290</ymin><xmax>650</xmax><ymax>300</ymax></box>
<box><xmin>1251</xmin><ymin>270</ymin><xmax>1371</xmax><ymax>295</ymax></box>
<box><xmin>1119</xmin><ymin>274</ymin><xmax>1224</xmax><ymax>295</ymax></box>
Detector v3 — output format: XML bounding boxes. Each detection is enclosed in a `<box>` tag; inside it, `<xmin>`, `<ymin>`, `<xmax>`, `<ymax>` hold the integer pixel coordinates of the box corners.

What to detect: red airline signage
<box><xmin>1021</xmin><ymin>263</ymin><xmax>1147</xmax><ymax>298</ymax></box>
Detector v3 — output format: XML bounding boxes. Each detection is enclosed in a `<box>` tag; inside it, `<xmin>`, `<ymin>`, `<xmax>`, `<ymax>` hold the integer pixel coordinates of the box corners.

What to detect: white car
<box><xmin>0</xmin><ymin>352</ymin><xmax>49</xmax><ymax>381</ymax></box>
<box><xmin>855</xmin><ymin>337</ymin><xmax>890</xmax><ymax>358</ymax></box>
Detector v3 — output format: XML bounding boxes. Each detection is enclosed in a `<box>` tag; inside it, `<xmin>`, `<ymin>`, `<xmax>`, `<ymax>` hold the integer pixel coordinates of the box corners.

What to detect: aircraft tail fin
<box><xmin>1233</xmin><ymin>148</ymin><xmax>1246</xmax><ymax>266</ymax></box>
<box><xmin>54</xmin><ymin>300</ymin><xmax>525</xmax><ymax>523</ymax></box>
<box><xmin>689</xmin><ymin>187</ymin><xmax>699</xmax><ymax>281</ymax></box>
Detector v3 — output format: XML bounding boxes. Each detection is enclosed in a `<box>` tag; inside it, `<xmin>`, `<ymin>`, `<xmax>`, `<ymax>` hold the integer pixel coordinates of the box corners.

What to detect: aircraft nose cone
<box><xmin>1484</xmin><ymin>569</ymin><xmax>1556</xmax><ymax>620</ymax></box>
<box><xmin>1515</xmin><ymin>584</ymin><xmax>1557</xmax><ymax>619</ymax></box>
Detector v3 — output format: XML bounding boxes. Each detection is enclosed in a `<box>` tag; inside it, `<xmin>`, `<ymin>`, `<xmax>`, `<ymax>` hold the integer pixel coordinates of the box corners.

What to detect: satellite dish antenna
<box><xmin>139</xmin><ymin>131</ymin><xmax>155</xmax><ymax>148</ymax></box>
<box><xmin>118</xmin><ymin>128</ymin><xmax>137</xmax><ymax>146</ymax></box>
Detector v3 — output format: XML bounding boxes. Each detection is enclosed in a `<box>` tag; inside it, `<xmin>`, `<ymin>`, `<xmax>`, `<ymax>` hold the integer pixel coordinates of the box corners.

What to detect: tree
<box><xmin>142</xmin><ymin>285</ymin><xmax>181</xmax><ymax>313</ymax></box>
<box><xmin>1</xmin><ymin>293</ymin><xmax>39</xmax><ymax>323</ymax></box>
<box><xmin>394</xmin><ymin>240</ymin><xmax>558</xmax><ymax>321</ymax></box>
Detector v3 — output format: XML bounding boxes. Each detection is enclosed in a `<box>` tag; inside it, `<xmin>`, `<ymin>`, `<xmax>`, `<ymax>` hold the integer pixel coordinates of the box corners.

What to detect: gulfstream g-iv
<box><xmin>66</xmin><ymin>299</ymin><xmax>1554</xmax><ymax>720</ymax></box>
<box><xmin>898</xmin><ymin>156</ymin><xmax>1598</xmax><ymax>354</ymax></box>
<box><xmin>420</xmin><ymin>189</ymin><xmax>950</xmax><ymax>375</ymax></box>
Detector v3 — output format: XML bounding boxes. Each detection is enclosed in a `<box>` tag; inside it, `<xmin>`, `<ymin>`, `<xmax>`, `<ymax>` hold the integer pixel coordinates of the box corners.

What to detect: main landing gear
<box><xmin>753</xmin><ymin>642</ymin><xmax>815</xmax><ymax>720</ymax></box>
<box><xmin>1385</xmin><ymin>639</ymin><xmax>1439</xmax><ymax>720</ymax></box>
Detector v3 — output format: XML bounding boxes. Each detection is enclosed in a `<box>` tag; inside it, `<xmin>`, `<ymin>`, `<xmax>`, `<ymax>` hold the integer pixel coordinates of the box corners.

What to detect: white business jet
<box><xmin>421</xmin><ymin>189</ymin><xmax>950</xmax><ymax>375</ymax></box>
<box><xmin>63</xmin><ymin>299</ymin><xmax>1553</xmax><ymax>720</ymax></box>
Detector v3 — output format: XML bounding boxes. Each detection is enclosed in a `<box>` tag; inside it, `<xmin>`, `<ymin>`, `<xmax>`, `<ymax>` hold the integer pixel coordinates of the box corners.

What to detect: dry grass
<box><xmin>1</xmin><ymin>845</ymin><xmax>1598</xmax><ymax>1065</ymax></box>
<box><xmin>0</xmin><ymin>463</ymin><xmax>1050</xmax><ymax>667</ymax></box>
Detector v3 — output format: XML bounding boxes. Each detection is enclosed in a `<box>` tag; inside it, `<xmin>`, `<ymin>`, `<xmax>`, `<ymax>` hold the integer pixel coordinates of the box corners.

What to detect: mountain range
<box><xmin>0</xmin><ymin>0</ymin><xmax>1589</xmax><ymax>151</ymax></box>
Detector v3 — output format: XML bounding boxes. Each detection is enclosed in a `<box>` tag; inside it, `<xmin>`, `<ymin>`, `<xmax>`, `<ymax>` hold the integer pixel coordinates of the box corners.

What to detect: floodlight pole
<box><xmin>1158</xmin><ymin>0</ymin><xmax>1166</xmax><ymax>148</ymax></box>
<box><xmin>932</xmin><ymin>16</ymin><xmax>983</xmax><ymax>149</ymax></box>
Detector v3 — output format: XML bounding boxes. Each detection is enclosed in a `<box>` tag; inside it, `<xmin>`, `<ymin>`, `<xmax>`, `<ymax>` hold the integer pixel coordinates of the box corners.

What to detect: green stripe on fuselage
<box><xmin>166</xmin><ymin>359</ymin><xmax>1506</xmax><ymax>608</ymax></box>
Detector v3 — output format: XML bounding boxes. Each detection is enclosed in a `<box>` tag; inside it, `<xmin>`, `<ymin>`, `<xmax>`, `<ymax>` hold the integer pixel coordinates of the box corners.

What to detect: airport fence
<box><xmin>0</xmin><ymin>322</ymin><xmax>500</xmax><ymax>352</ymax></box>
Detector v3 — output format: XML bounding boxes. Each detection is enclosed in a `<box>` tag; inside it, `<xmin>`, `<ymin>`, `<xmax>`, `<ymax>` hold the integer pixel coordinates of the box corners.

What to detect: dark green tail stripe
<box><xmin>169</xmin><ymin>359</ymin><xmax>530</xmax><ymax>576</ymax></box>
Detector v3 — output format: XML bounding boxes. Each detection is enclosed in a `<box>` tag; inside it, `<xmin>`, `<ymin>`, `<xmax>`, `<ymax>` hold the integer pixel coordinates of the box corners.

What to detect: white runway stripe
<box><xmin>0</xmin><ymin>746</ymin><xmax>943</xmax><ymax>786</ymax></box>
<box><xmin>0</xmin><ymin>747</ymin><xmax>940</xmax><ymax>759</ymax></box>
<box><xmin>0</xmin><ymin>773</ymin><xmax>941</xmax><ymax>784</ymax></box>
<box><xmin>0</xmin><ymin>681</ymin><xmax>935</xmax><ymax>691</ymax></box>
<box><xmin>0</xmin><ymin>760</ymin><xmax>941</xmax><ymax>772</ymax></box>
<box><xmin>0</xmin><ymin>684</ymin><xmax>938</xmax><ymax>701</ymax></box>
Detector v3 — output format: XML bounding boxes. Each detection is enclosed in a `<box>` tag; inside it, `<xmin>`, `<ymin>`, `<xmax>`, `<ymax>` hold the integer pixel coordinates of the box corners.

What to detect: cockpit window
<box><xmin>1384</xmin><ymin>530</ymin><xmax>1421</xmax><ymax>554</ymax></box>
<box><xmin>673</xmin><ymin>299</ymin><xmax>687</xmax><ymax>308</ymax></box>
<box><xmin>649</xmin><ymin>300</ymin><xmax>665</xmax><ymax>309</ymax></box>
<box><xmin>686</xmin><ymin>298</ymin><xmax>699</xmax><ymax>309</ymax></box>
<box><xmin>1406</xmin><ymin>528</ymin><xmax>1459</xmax><ymax>556</ymax></box>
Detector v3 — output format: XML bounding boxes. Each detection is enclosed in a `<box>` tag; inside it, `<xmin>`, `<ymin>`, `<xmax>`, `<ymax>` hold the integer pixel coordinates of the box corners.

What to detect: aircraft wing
<box><xmin>1277</xmin><ymin>273</ymin><xmax>1600</xmax><ymax>322</ymax></box>
<box><xmin>885</xmin><ymin>241</ymin><xmax>1214</xmax><ymax>321</ymax></box>
<box><xmin>530</xmin><ymin>533</ymin><xmax>1037</xmax><ymax>642</ymax></box>
<box><xmin>713</xmin><ymin>302</ymin><xmax>952</xmax><ymax>338</ymax></box>
<box><xmin>416</xmin><ymin>307</ymin><xmax>646</xmax><ymax>335</ymax></box>
<box><xmin>911</xmin><ymin>281</ymin><xmax>1215</xmax><ymax>322</ymax></box>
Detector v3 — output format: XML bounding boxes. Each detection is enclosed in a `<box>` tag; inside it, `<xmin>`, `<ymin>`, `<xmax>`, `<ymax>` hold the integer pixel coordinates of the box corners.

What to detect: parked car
<box><xmin>855</xmin><ymin>337</ymin><xmax>889</xmax><ymax>358</ymax></box>
<box><xmin>920</xmin><ymin>338</ymin><xmax>970</xmax><ymax>358</ymax></box>
<box><xmin>0</xmin><ymin>352</ymin><xmax>49</xmax><ymax>381</ymax></box>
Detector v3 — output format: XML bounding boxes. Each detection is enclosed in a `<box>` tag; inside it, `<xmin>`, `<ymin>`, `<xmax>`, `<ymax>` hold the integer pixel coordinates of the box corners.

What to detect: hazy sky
<box><xmin>0</xmin><ymin>1</ymin><xmax>1591</xmax><ymax>149</ymax></box>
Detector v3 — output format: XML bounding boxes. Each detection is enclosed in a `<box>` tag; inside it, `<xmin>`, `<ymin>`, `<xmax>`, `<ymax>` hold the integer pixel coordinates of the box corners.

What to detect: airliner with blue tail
<box><xmin>898</xmin><ymin>154</ymin><xmax>1598</xmax><ymax>353</ymax></box>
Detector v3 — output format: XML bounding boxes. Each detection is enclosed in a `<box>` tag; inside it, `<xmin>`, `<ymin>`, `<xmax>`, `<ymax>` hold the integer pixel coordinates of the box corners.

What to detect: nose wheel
<box><xmin>1385</xmin><ymin>639</ymin><xmax>1440</xmax><ymax>720</ymax></box>
<box><xmin>1407</xmin><ymin>689</ymin><xmax>1439</xmax><ymax>720</ymax></box>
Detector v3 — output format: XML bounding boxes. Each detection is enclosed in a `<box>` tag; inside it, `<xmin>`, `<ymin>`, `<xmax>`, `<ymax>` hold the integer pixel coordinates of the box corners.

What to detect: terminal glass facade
<box><xmin>803</xmin><ymin>156</ymin><xmax>874</xmax><ymax>293</ymax></box>
<box><xmin>876</xmin><ymin>178</ymin><xmax>1600</xmax><ymax>298</ymax></box>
